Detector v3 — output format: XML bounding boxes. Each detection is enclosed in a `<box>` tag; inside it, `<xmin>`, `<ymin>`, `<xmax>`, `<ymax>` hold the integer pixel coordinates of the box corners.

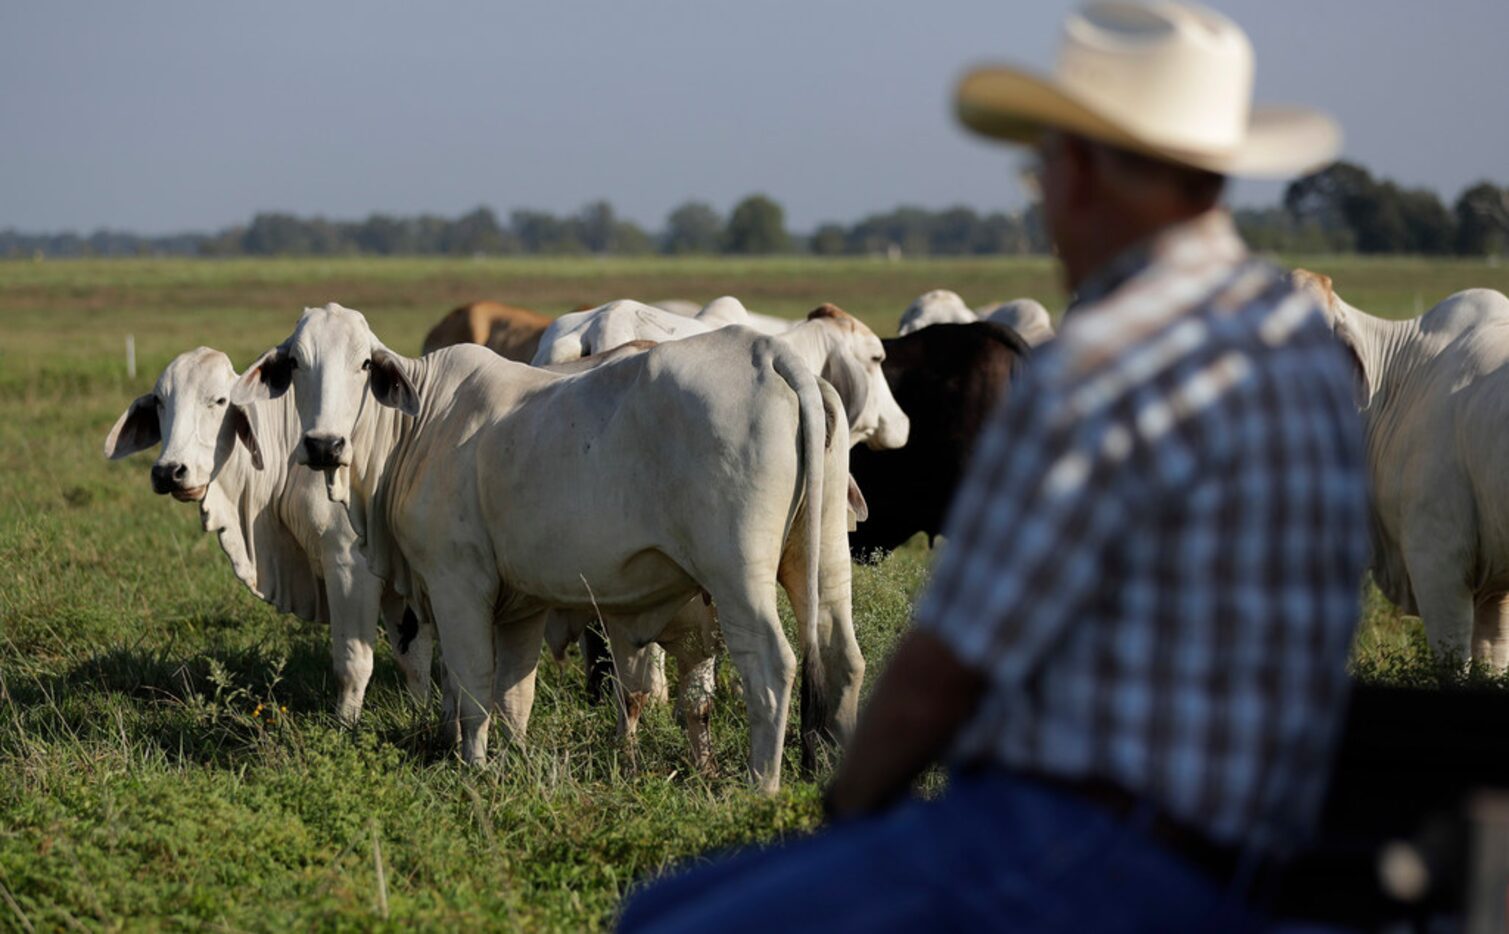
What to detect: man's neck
<box><xmin>1062</xmin><ymin>204</ymin><xmax>1215</xmax><ymax>294</ymax></box>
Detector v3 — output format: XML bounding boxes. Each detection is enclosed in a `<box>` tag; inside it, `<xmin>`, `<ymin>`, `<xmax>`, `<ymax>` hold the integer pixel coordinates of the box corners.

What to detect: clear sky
<box><xmin>3</xmin><ymin>1</ymin><xmax>1505</xmax><ymax>234</ymax></box>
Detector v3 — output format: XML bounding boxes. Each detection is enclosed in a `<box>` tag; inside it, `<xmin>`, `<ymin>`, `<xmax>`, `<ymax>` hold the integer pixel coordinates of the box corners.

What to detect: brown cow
<box><xmin>421</xmin><ymin>301</ymin><xmax>554</xmax><ymax>362</ymax></box>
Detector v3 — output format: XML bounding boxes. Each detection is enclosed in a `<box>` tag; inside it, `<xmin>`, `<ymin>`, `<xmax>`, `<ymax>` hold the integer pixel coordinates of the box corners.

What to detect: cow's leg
<box><xmin>1473</xmin><ymin>594</ymin><xmax>1509</xmax><ymax>673</ymax></box>
<box><xmin>543</xmin><ymin>608</ymin><xmax>576</xmax><ymax>665</ymax></box>
<box><xmin>322</xmin><ymin>543</ymin><xmax>383</xmax><ymax>724</ymax></box>
<box><xmin>779</xmin><ymin>498</ymin><xmax>864</xmax><ymax>772</ymax></box>
<box><xmin>1405</xmin><ymin>545</ymin><xmax>1475</xmax><ymax>672</ymax></box>
<box><xmin>606</xmin><ymin>631</ymin><xmax>660</xmax><ymax>746</ymax></box>
<box><xmin>381</xmin><ymin>589</ymin><xmax>432</xmax><ymax>704</ymax></box>
<box><xmin>491</xmin><ymin>611</ymin><xmax>547</xmax><ymax>747</ymax></box>
<box><xmin>426</xmin><ymin>587</ymin><xmax>496</xmax><ymax>764</ymax></box>
<box><xmin>708</xmin><ymin>585</ymin><xmax>795</xmax><ymax>793</ymax></box>
<box><xmin>660</xmin><ymin>599</ymin><xmax>719</xmax><ymax>774</ymax></box>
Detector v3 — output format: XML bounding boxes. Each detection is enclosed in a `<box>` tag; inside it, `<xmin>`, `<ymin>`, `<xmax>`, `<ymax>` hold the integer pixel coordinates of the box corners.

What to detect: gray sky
<box><xmin>3</xmin><ymin>1</ymin><xmax>1505</xmax><ymax>234</ymax></box>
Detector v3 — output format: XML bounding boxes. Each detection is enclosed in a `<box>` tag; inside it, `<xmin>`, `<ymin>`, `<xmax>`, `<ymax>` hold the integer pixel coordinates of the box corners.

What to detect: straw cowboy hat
<box><xmin>956</xmin><ymin>2</ymin><xmax>1341</xmax><ymax>177</ymax></box>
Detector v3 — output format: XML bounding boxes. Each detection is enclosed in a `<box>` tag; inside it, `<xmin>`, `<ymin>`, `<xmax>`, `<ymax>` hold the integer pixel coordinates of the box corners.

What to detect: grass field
<box><xmin>3</xmin><ymin>253</ymin><xmax>1508</xmax><ymax>929</ymax></box>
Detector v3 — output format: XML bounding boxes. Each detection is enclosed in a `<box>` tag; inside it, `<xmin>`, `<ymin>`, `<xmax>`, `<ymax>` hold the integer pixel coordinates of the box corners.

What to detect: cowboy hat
<box><xmin>955</xmin><ymin>2</ymin><xmax>1341</xmax><ymax>177</ymax></box>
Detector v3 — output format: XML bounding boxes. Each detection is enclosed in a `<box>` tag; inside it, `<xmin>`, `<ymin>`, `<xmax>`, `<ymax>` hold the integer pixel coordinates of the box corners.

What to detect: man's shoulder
<box><xmin>1046</xmin><ymin>257</ymin><xmax>1330</xmax><ymax>419</ymax></box>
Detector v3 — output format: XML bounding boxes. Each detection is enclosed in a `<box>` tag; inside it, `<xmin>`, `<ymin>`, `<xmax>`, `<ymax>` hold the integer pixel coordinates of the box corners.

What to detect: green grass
<box><xmin>2</xmin><ymin>254</ymin><xmax>1507</xmax><ymax>929</ymax></box>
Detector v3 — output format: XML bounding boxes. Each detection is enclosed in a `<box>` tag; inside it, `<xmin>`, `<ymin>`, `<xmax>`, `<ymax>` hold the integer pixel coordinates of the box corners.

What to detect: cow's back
<box><xmin>423</xmin><ymin>301</ymin><xmax>545</xmax><ymax>356</ymax></box>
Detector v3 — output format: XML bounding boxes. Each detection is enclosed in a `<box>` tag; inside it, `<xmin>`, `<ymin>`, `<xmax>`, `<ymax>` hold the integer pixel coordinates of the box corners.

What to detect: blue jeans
<box><xmin>618</xmin><ymin>770</ymin><xmax>1264</xmax><ymax>933</ymax></box>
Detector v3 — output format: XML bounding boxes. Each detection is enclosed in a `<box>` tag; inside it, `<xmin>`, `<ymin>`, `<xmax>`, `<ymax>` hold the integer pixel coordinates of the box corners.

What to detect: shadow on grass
<box><xmin>0</xmin><ymin>625</ymin><xmax>458</xmax><ymax>768</ymax></box>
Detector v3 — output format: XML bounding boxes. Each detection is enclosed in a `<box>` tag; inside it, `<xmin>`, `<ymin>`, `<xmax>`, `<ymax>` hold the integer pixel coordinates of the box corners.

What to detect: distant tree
<box><xmin>810</xmin><ymin>223</ymin><xmax>847</xmax><ymax>256</ymax></box>
<box><xmin>442</xmin><ymin>206</ymin><xmax>511</xmax><ymax>255</ymax></box>
<box><xmin>663</xmin><ymin>201</ymin><xmax>723</xmax><ymax>254</ymax></box>
<box><xmin>577</xmin><ymin>200</ymin><xmax>617</xmax><ymax>254</ymax></box>
<box><xmin>611</xmin><ymin>219</ymin><xmax>656</xmax><ymax>255</ymax></box>
<box><xmin>1285</xmin><ymin>162</ymin><xmax>1417</xmax><ymax>253</ymax></box>
<box><xmin>243</xmin><ymin>213</ymin><xmax>320</xmax><ymax>255</ymax></box>
<box><xmin>1455</xmin><ymin>182</ymin><xmax>1509</xmax><ymax>255</ymax></box>
<box><xmin>511</xmin><ymin>209</ymin><xmax>586</xmax><ymax>254</ymax></box>
<box><xmin>1395</xmin><ymin>186</ymin><xmax>1455</xmax><ymax>255</ymax></box>
<box><xmin>929</xmin><ymin>206</ymin><xmax>982</xmax><ymax>255</ymax></box>
<box><xmin>353</xmin><ymin>214</ymin><xmax>414</xmax><ymax>255</ymax></box>
<box><xmin>724</xmin><ymin>194</ymin><xmax>789</xmax><ymax>254</ymax></box>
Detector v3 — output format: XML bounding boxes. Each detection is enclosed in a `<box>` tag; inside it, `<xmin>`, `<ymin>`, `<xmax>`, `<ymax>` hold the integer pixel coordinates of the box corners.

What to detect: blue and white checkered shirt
<box><xmin>915</xmin><ymin>211</ymin><xmax>1370</xmax><ymax>857</ymax></box>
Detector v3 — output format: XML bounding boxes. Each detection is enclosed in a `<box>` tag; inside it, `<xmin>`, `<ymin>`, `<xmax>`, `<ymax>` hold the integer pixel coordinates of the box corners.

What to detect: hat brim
<box><xmin>956</xmin><ymin>65</ymin><xmax>1342</xmax><ymax>178</ymax></box>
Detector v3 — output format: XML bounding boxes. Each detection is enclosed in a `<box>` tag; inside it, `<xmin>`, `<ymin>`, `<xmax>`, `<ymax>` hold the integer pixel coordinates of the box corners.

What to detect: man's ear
<box><xmin>229</xmin><ymin>404</ymin><xmax>264</xmax><ymax>470</ymax></box>
<box><xmin>232</xmin><ymin>345</ymin><xmax>294</xmax><ymax>404</ymax></box>
<box><xmin>104</xmin><ymin>394</ymin><xmax>161</xmax><ymax>460</ymax></box>
<box><xmin>369</xmin><ymin>348</ymin><xmax>420</xmax><ymax>417</ymax></box>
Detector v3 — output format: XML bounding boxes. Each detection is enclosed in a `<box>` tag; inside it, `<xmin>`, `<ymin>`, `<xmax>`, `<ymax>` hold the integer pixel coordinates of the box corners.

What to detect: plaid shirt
<box><xmin>916</xmin><ymin>211</ymin><xmax>1369</xmax><ymax>857</ymax></box>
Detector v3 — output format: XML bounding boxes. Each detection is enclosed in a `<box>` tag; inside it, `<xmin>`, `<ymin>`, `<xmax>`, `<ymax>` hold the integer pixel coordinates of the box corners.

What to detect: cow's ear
<box><xmin>233</xmin><ymin>345</ymin><xmax>294</xmax><ymax>403</ymax></box>
<box><xmin>821</xmin><ymin>350</ymin><xmax>870</xmax><ymax>434</ymax></box>
<box><xmin>846</xmin><ymin>474</ymin><xmax>869</xmax><ymax>528</ymax></box>
<box><xmin>369</xmin><ymin>348</ymin><xmax>420</xmax><ymax>417</ymax></box>
<box><xmin>229</xmin><ymin>404</ymin><xmax>264</xmax><ymax>470</ymax></box>
<box><xmin>104</xmin><ymin>393</ymin><xmax>161</xmax><ymax>460</ymax></box>
<box><xmin>1331</xmin><ymin>313</ymin><xmax>1373</xmax><ymax>409</ymax></box>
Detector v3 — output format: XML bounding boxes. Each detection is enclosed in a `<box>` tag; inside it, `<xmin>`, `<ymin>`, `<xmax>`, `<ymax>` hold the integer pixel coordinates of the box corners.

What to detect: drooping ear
<box><xmin>369</xmin><ymin>348</ymin><xmax>420</xmax><ymax>417</ymax></box>
<box><xmin>103</xmin><ymin>394</ymin><xmax>161</xmax><ymax>459</ymax></box>
<box><xmin>1331</xmin><ymin>312</ymin><xmax>1373</xmax><ymax>409</ymax></box>
<box><xmin>821</xmin><ymin>349</ymin><xmax>871</xmax><ymax>434</ymax></box>
<box><xmin>232</xmin><ymin>344</ymin><xmax>295</xmax><ymax>404</ymax></box>
<box><xmin>847</xmin><ymin>474</ymin><xmax>869</xmax><ymax>524</ymax></box>
<box><xmin>229</xmin><ymin>404</ymin><xmax>264</xmax><ymax>470</ymax></box>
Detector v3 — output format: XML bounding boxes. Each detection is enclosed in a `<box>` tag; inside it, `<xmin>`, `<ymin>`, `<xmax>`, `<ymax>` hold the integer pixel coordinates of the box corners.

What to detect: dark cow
<box><xmin>849</xmin><ymin>321</ymin><xmax>1031</xmax><ymax>560</ymax></box>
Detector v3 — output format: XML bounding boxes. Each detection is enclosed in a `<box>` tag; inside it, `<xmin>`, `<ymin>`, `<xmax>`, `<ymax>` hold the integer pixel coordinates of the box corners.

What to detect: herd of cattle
<box><xmin>102</xmin><ymin>271</ymin><xmax>1509</xmax><ymax>788</ymax></box>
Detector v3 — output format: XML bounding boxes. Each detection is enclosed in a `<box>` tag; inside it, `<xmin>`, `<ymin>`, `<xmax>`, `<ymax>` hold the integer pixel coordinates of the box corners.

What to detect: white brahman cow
<box><xmin>982</xmin><ymin>298</ymin><xmax>1056</xmax><ymax>347</ymax></box>
<box><xmin>1294</xmin><ymin>269</ymin><xmax>1509</xmax><ymax>670</ymax></box>
<box><xmin>534</xmin><ymin>300</ymin><xmax>909</xmax><ymax>451</ymax></box>
<box><xmin>233</xmin><ymin>304</ymin><xmax>863</xmax><ymax>789</ymax></box>
<box><xmin>655</xmin><ymin>295</ymin><xmax>793</xmax><ymax>334</ymax></box>
<box><xmin>898</xmin><ymin>289</ymin><xmax>979</xmax><ymax>335</ymax></box>
<box><xmin>104</xmin><ymin>347</ymin><xmax>432</xmax><ymax>722</ymax></box>
<box><xmin>534</xmin><ymin>299</ymin><xmax>725</xmax><ymax>364</ymax></box>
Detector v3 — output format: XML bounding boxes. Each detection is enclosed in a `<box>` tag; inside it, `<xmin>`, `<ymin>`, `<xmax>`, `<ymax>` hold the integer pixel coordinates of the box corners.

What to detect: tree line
<box><xmin>5</xmin><ymin>163</ymin><xmax>1506</xmax><ymax>259</ymax></box>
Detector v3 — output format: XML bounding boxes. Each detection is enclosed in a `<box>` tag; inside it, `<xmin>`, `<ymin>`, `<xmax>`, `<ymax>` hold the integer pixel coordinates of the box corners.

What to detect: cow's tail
<box><xmin>770</xmin><ymin>344</ymin><xmax>828</xmax><ymax>769</ymax></box>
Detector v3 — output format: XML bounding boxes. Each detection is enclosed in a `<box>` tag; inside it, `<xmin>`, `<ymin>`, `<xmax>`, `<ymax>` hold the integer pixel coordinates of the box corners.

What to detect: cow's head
<box><xmin>807</xmin><ymin>304</ymin><xmax>910</xmax><ymax>451</ymax></box>
<box><xmin>232</xmin><ymin>303</ymin><xmax>417</xmax><ymax>474</ymax></box>
<box><xmin>104</xmin><ymin>347</ymin><xmax>263</xmax><ymax>500</ymax></box>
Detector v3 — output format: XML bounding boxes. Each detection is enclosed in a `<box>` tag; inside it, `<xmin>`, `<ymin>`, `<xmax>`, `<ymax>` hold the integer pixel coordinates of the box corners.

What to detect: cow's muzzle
<box><xmin>303</xmin><ymin>434</ymin><xmax>348</xmax><ymax>470</ymax></box>
<box><xmin>151</xmin><ymin>462</ymin><xmax>206</xmax><ymax>502</ymax></box>
<box><xmin>151</xmin><ymin>462</ymin><xmax>188</xmax><ymax>495</ymax></box>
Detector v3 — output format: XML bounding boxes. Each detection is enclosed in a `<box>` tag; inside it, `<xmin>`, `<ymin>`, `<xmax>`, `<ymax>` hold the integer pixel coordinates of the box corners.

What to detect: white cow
<box><xmin>656</xmin><ymin>295</ymin><xmax>794</xmax><ymax>335</ymax></box>
<box><xmin>536</xmin><ymin>300</ymin><xmax>909</xmax><ymax>450</ymax></box>
<box><xmin>535</xmin><ymin>300</ymin><xmax>719</xmax><ymax>365</ymax></box>
<box><xmin>651</xmin><ymin>299</ymin><xmax>704</xmax><ymax>317</ymax></box>
<box><xmin>1294</xmin><ymin>269</ymin><xmax>1509</xmax><ymax>670</ymax></box>
<box><xmin>104</xmin><ymin>347</ymin><xmax>432</xmax><ymax>722</ymax></box>
<box><xmin>983</xmin><ymin>298</ymin><xmax>1056</xmax><ymax>347</ymax></box>
<box><xmin>898</xmin><ymin>289</ymin><xmax>978</xmax><ymax>335</ymax></box>
<box><xmin>233</xmin><ymin>304</ymin><xmax>863</xmax><ymax>790</ymax></box>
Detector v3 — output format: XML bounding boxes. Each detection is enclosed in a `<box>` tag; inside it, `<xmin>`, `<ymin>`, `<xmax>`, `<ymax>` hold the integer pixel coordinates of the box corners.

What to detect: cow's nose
<box><xmin>303</xmin><ymin>434</ymin><xmax>346</xmax><ymax>468</ymax></box>
<box><xmin>150</xmin><ymin>462</ymin><xmax>187</xmax><ymax>494</ymax></box>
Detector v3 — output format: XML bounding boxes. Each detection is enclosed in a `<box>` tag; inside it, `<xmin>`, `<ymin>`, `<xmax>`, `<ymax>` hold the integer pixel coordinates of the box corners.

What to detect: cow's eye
<box><xmin>214</xmin><ymin>397</ymin><xmax>227</xmax><ymax>406</ymax></box>
<box><xmin>361</xmin><ymin>359</ymin><xmax>372</xmax><ymax>372</ymax></box>
<box><xmin>872</xmin><ymin>355</ymin><xmax>884</xmax><ymax>364</ymax></box>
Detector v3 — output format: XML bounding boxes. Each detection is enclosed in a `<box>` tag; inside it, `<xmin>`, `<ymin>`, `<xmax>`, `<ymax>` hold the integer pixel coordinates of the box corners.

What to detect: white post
<box><xmin>126</xmin><ymin>334</ymin><xmax>136</xmax><ymax>380</ymax></box>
